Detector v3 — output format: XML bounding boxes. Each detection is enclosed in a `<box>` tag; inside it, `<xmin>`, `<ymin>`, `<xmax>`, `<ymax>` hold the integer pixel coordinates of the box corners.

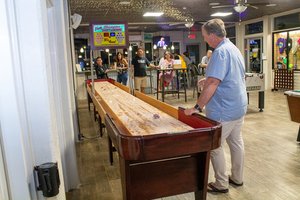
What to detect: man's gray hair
<box><xmin>202</xmin><ymin>19</ymin><xmax>226</xmax><ymax>38</ymax></box>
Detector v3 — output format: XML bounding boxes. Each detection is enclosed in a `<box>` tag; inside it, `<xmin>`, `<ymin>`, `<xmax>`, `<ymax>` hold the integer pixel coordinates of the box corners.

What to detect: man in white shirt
<box><xmin>157</xmin><ymin>37</ymin><xmax>166</xmax><ymax>47</ymax></box>
<box><xmin>199</xmin><ymin>50</ymin><xmax>212</xmax><ymax>75</ymax></box>
<box><xmin>200</xmin><ymin>50</ymin><xmax>212</xmax><ymax>68</ymax></box>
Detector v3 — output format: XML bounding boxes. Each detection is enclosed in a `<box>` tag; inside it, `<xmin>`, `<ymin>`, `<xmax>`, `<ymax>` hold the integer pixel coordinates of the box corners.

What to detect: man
<box><xmin>181</xmin><ymin>51</ymin><xmax>192</xmax><ymax>66</ymax></box>
<box><xmin>200</xmin><ymin>50</ymin><xmax>212</xmax><ymax>68</ymax></box>
<box><xmin>131</xmin><ymin>47</ymin><xmax>156</xmax><ymax>93</ymax></box>
<box><xmin>199</xmin><ymin>50</ymin><xmax>212</xmax><ymax>75</ymax></box>
<box><xmin>94</xmin><ymin>56</ymin><xmax>108</xmax><ymax>79</ymax></box>
<box><xmin>184</xmin><ymin>19</ymin><xmax>247</xmax><ymax>193</ymax></box>
<box><xmin>157</xmin><ymin>37</ymin><xmax>165</xmax><ymax>47</ymax></box>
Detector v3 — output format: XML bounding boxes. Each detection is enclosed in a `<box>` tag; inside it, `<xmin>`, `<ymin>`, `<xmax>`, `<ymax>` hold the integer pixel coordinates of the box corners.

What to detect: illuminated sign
<box><xmin>188</xmin><ymin>34</ymin><xmax>196</xmax><ymax>39</ymax></box>
<box><xmin>90</xmin><ymin>22</ymin><xmax>129</xmax><ymax>49</ymax></box>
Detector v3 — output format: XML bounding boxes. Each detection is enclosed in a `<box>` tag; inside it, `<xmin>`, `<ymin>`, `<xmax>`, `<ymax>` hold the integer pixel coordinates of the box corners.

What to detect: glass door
<box><xmin>245</xmin><ymin>38</ymin><xmax>263</xmax><ymax>73</ymax></box>
<box><xmin>186</xmin><ymin>45</ymin><xmax>200</xmax><ymax>64</ymax></box>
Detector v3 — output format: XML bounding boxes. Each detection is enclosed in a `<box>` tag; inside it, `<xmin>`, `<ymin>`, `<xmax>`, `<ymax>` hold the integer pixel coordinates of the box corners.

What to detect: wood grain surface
<box><xmin>94</xmin><ymin>82</ymin><xmax>192</xmax><ymax>136</ymax></box>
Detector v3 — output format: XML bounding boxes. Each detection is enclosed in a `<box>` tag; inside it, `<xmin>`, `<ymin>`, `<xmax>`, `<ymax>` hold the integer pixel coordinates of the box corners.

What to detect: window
<box><xmin>274</xmin><ymin>13</ymin><xmax>300</xmax><ymax>31</ymax></box>
<box><xmin>272</xmin><ymin>30</ymin><xmax>300</xmax><ymax>69</ymax></box>
<box><xmin>245</xmin><ymin>21</ymin><xmax>263</xmax><ymax>35</ymax></box>
<box><xmin>226</xmin><ymin>26</ymin><xmax>236</xmax><ymax>45</ymax></box>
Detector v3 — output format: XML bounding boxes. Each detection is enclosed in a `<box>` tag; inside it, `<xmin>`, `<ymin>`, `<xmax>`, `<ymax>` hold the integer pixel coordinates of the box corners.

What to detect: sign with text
<box><xmin>90</xmin><ymin>22</ymin><xmax>129</xmax><ymax>49</ymax></box>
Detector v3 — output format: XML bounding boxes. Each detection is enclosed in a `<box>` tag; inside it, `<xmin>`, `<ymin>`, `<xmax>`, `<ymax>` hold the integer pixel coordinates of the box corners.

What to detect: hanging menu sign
<box><xmin>90</xmin><ymin>22</ymin><xmax>129</xmax><ymax>49</ymax></box>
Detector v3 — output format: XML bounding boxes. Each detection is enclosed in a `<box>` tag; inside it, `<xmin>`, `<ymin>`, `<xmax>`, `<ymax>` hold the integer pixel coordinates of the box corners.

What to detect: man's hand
<box><xmin>198</xmin><ymin>78</ymin><xmax>206</xmax><ymax>91</ymax></box>
<box><xmin>184</xmin><ymin>108</ymin><xmax>198</xmax><ymax>116</ymax></box>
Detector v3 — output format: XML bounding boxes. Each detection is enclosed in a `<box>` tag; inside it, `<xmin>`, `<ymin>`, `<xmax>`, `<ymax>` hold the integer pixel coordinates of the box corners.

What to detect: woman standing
<box><xmin>114</xmin><ymin>52</ymin><xmax>129</xmax><ymax>85</ymax></box>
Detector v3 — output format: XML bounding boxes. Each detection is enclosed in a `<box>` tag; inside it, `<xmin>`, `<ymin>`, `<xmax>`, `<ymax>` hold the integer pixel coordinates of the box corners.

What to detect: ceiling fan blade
<box><xmin>169</xmin><ymin>22</ymin><xmax>184</xmax><ymax>26</ymax></box>
<box><xmin>212</xmin><ymin>5</ymin><xmax>234</xmax><ymax>9</ymax></box>
<box><xmin>250</xmin><ymin>3</ymin><xmax>270</xmax><ymax>6</ymax></box>
<box><xmin>194</xmin><ymin>21</ymin><xmax>207</xmax><ymax>24</ymax></box>
<box><xmin>174</xmin><ymin>25</ymin><xmax>188</xmax><ymax>29</ymax></box>
<box><xmin>248</xmin><ymin>4</ymin><xmax>259</xmax><ymax>9</ymax></box>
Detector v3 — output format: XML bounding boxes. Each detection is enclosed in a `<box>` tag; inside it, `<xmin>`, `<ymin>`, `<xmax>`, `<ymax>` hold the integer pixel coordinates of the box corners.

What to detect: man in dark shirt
<box><xmin>131</xmin><ymin>48</ymin><xmax>155</xmax><ymax>93</ymax></box>
<box><xmin>94</xmin><ymin>56</ymin><xmax>108</xmax><ymax>79</ymax></box>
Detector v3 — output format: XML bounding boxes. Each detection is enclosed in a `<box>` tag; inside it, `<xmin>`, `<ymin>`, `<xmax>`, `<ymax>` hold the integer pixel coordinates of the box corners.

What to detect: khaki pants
<box><xmin>134</xmin><ymin>76</ymin><xmax>147</xmax><ymax>92</ymax></box>
<box><xmin>210</xmin><ymin>116</ymin><xmax>245</xmax><ymax>189</ymax></box>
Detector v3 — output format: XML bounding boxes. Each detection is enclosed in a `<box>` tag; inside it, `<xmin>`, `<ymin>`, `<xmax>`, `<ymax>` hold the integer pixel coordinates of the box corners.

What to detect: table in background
<box><xmin>284</xmin><ymin>90</ymin><xmax>300</xmax><ymax>142</ymax></box>
<box><xmin>156</xmin><ymin>68</ymin><xmax>187</xmax><ymax>102</ymax></box>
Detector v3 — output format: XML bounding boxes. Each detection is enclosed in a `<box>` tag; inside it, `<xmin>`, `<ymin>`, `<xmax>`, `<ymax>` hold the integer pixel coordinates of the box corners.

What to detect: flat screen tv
<box><xmin>90</xmin><ymin>22</ymin><xmax>129</xmax><ymax>50</ymax></box>
<box><xmin>153</xmin><ymin>36</ymin><xmax>170</xmax><ymax>48</ymax></box>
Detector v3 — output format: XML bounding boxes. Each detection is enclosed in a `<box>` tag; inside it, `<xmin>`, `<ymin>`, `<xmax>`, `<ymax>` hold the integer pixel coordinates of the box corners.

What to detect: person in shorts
<box><xmin>131</xmin><ymin>48</ymin><xmax>156</xmax><ymax>93</ymax></box>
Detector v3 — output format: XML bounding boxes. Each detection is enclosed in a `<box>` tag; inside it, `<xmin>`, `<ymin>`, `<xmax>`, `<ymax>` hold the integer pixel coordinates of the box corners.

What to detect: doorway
<box><xmin>144</xmin><ymin>42</ymin><xmax>153</xmax><ymax>61</ymax></box>
<box><xmin>186</xmin><ymin>45</ymin><xmax>200</xmax><ymax>64</ymax></box>
<box><xmin>245</xmin><ymin>38</ymin><xmax>263</xmax><ymax>73</ymax></box>
<box><xmin>129</xmin><ymin>42</ymin><xmax>139</xmax><ymax>61</ymax></box>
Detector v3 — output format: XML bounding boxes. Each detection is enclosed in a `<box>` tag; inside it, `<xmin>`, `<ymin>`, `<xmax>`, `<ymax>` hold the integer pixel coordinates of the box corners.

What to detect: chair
<box><xmin>189</xmin><ymin>64</ymin><xmax>201</xmax><ymax>98</ymax></box>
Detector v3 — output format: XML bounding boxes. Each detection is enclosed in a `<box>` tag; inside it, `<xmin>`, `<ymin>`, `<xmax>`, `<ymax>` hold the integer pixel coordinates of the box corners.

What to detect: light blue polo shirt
<box><xmin>205</xmin><ymin>38</ymin><xmax>247</xmax><ymax>122</ymax></box>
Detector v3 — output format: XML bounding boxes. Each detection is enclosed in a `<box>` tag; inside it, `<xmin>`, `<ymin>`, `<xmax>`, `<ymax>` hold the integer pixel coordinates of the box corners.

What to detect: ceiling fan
<box><xmin>212</xmin><ymin>0</ymin><xmax>269</xmax><ymax>14</ymax></box>
<box><xmin>168</xmin><ymin>18</ymin><xmax>195</xmax><ymax>28</ymax></box>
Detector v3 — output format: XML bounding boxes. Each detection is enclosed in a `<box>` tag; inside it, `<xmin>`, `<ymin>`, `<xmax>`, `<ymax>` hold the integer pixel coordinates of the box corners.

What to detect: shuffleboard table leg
<box><xmin>297</xmin><ymin>125</ymin><xmax>300</xmax><ymax>142</ymax></box>
<box><xmin>108</xmin><ymin>136</ymin><xmax>114</xmax><ymax>165</ymax></box>
<box><xmin>93</xmin><ymin>106</ymin><xmax>98</xmax><ymax>121</ymax></box>
<box><xmin>195</xmin><ymin>152</ymin><xmax>210</xmax><ymax>200</ymax></box>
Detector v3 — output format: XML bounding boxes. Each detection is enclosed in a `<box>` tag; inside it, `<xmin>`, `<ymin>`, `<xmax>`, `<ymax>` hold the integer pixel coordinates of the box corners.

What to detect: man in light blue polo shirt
<box><xmin>185</xmin><ymin>18</ymin><xmax>247</xmax><ymax>193</ymax></box>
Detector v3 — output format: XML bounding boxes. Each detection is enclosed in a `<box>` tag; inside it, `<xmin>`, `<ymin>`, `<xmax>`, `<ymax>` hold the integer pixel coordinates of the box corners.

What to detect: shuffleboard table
<box><xmin>86</xmin><ymin>79</ymin><xmax>222</xmax><ymax>200</ymax></box>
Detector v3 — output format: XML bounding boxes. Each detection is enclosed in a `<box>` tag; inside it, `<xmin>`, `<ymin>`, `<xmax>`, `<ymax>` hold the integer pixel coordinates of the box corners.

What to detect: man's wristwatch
<box><xmin>194</xmin><ymin>104</ymin><xmax>202</xmax><ymax>112</ymax></box>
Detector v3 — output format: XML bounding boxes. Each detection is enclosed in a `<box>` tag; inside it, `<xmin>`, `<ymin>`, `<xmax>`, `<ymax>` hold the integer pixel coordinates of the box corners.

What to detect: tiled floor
<box><xmin>67</xmin><ymin>90</ymin><xmax>300</xmax><ymax>200</ymax></box>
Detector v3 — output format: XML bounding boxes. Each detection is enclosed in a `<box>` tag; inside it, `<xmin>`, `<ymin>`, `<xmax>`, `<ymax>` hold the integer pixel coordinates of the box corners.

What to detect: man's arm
<box><xmin>201</xmin><ymin>63</ymin><xmax>208</xmax><ymax>68</ymax></box>
<box><xmin>149</xmin><ymin>63</ymin><xmax>157</xmax><ymax>68</ymax></box>
<box><xmin>145</xmin><ymin>57</ymin><xmax>158</xmax><ymax>68</ymax></box>
<box><xmin>184</xmin><ymin>77</ymin><xmax>220</xmax><ymax>115</ymax></box>
<box><xmin>123</xmin><ymin>58</ymin><xmax>129</xmax><ymax>69</ymax></box>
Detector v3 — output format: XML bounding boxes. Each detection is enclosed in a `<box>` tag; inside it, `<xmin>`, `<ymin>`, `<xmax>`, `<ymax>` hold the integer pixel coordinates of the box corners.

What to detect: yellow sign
<box><xmin>91</xmin><ymin>24</ymin><xmax>127</xmax><ymax>48</ymax></box>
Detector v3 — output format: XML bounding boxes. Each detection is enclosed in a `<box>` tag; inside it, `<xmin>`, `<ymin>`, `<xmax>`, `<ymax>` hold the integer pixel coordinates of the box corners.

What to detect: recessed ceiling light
<box><xmin>211</xmin><ymin>12</ymin><xmax>232</xmax><ymax>17</ymax></box>
<box><xmin>266</xmin><ymin>4</ymin><xmax>277</xmax><ymax>7</ymax></box>
<box><xmin>119</xmin><ymin>1</ymin><xmax>130</xmax><ymax>5</ymax></box>
<box><xmin>209</xmin><ymin>2</ymin><xmax>220</xmax><ymax>6</ymax></box>
<box><xmin>143</xmin><ymin>12</ymin><xmax>164</xmax><ymax>17</ymax></box>
<box><xmin>183</xmin><ymin>7</ymin><xmax>187</xmax><ymax>10</ymax></box>
<box><xmin>128</xmin><ymin>26</ymin><xmax>139</xmax><ymax>29</ymax></box>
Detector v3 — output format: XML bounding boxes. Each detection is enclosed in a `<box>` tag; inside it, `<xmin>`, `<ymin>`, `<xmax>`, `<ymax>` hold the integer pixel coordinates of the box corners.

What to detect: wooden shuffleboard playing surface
<box><xmin>94</xmin><ymin>82</ymin><xmax>193</xmax><ymax>136</ymax></box>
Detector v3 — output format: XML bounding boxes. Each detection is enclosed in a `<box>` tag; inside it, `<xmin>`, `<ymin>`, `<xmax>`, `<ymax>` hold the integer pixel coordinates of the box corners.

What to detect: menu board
<box><xmin>90</xmin><ymin>22</ymin><xmax>128</xmax><ymax>49</ymax></box>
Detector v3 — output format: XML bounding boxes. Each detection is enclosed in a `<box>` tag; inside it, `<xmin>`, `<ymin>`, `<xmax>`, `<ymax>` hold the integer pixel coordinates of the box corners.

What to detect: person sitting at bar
<box><xmin>199</xmin><ymin>50</ymin><xmax>212</xmax><ymax>75</ymax></box>
<box><xmin>158</xmin><ymin>51</ymin><xmax>175</xmax><ymax>89</ymax></box>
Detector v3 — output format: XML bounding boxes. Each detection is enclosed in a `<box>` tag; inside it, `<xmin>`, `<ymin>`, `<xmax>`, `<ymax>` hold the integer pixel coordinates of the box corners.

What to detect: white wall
<box><xmin>47</xmin><ymin>0</ymin><xmax>80</xmax><ymax>191</ymax></box>
<box><xmin>0</xmin><ymin>126</ymin><xmax>9</xmax><ymax>200</ymax></box>
<box><xmin>1</xmin><ymin>0</ymin><xmax>53</xmax><ymax>198</ymax></box>
<box><xmin>0</xmin><ymin>0</ymin><xmax>80</xmax><ymax>198</ymax></box>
